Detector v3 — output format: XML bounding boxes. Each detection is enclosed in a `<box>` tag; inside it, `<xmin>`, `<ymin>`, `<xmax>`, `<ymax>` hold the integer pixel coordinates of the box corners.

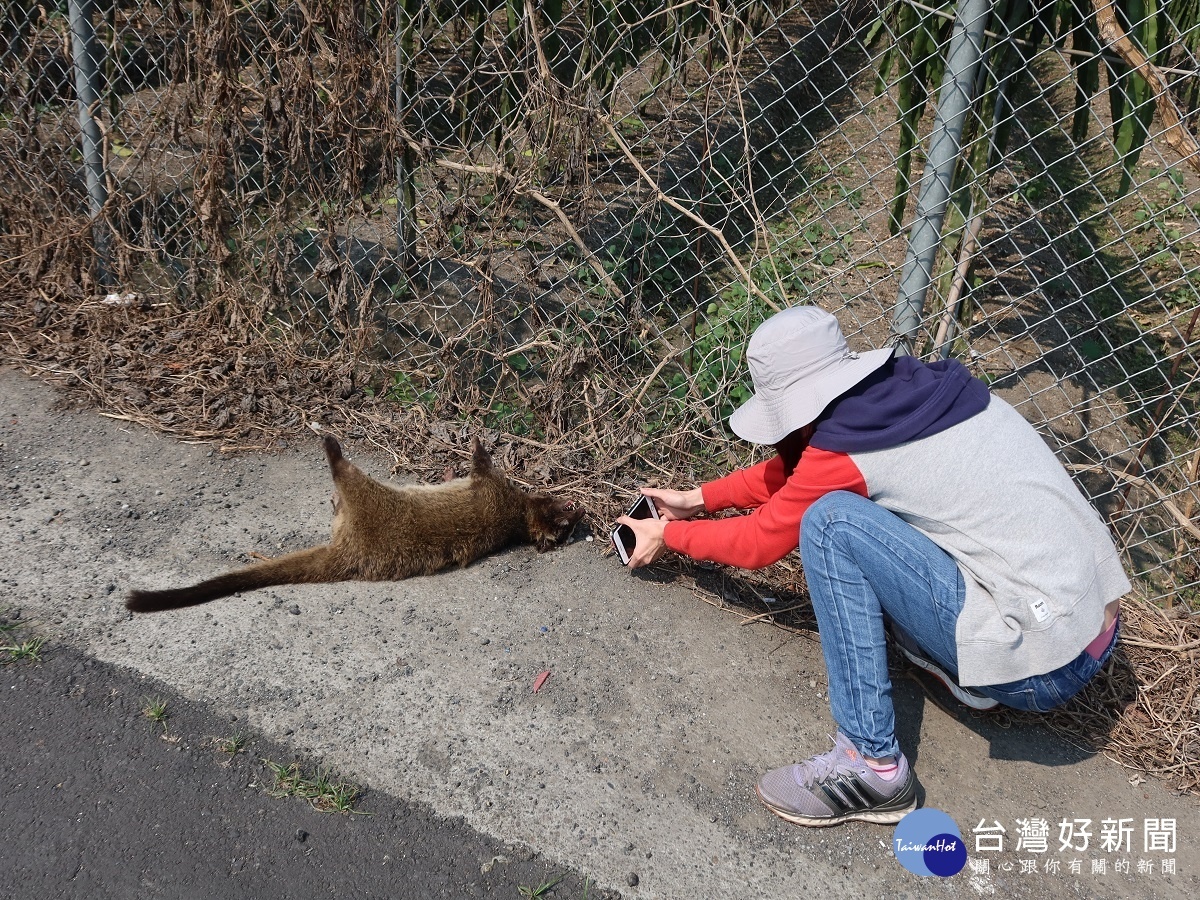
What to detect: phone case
<box><xmin>611</xmin><ymin>494</ymin><xmax>659</xmax><ymax>565</ymax></box>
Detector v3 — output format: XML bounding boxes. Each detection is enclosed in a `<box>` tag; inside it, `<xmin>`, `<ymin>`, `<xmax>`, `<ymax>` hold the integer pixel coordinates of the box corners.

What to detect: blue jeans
<box><xmin>800</xmin><ymin>491</ymin><xmax>1116</xmax><ymax>759</ymax></box>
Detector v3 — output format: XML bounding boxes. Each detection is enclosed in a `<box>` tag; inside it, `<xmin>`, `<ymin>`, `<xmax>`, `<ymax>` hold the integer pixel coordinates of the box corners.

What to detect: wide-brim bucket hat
<box><xmin>728</xmin><ymin>306</ymin><xmax>894</xmax><ymax>444</ymax></box>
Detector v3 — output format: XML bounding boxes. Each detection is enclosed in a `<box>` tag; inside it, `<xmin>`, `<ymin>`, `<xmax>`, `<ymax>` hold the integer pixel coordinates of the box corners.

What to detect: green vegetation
<box><xmin>671</xmin><ymin>284</ymin><xmax>769</xmax><ymax>421</ymax></box>
<box><xmin>0</xmin><ymin>607</ymin><xmax>45</xmax><ymax>664</ymax></box>
<box><xmin>486</xmin><ymin>396</ymin><xmax>539</xmax><ymax>437</ymax></box>
<box><xmin>141</xmin><ymin>697</ymin><xmax>169</xmax><ymax>731</ymax></box>
<box><xmin>517</xmin><ymin>874</ymin><xmax>564</xmax><ymax>899</ymax></box>
<box><xmin>1</xmin><ymin>635</ymin><xmax>46</xmax><ymax>663</ymax></box>
<box><xmin>262</xmin><ymin>759</ymin><xmax>365</xmax><ymax>814</ymax></box>
<box><xmin>369</xmin><ymin>371</ymin><xmax>436</xmax><ymax>408</ymax></box>
<box><xmin>873</xmin><ymin>0</ymin><xmax>1200</xmax><ymax>218</ymax></box>
<box><xmin>216</xmin><ymin>733</ymin><xmax>248</xmax><ymax>755</ymax></box>
<box><xmin>0</xmin><ymin>607</ymin><xmax>22</xmax><ymax>635</ymax></box>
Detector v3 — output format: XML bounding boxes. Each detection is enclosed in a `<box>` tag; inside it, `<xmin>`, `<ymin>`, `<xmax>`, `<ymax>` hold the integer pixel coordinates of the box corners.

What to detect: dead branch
<box><xmin>600</xmin><ymin>116</ymin><xmax>781</xmax><ymax>314</ymax></box>
<box><xmin>1092</xmin><ymin>0</ymin><xmax>1200</xmax><ymax>175</ymax></box>
<box><xmin>1066</xmin><ymin>462</ymin><xmax>1200</xmax><ymax>543</ymax></box>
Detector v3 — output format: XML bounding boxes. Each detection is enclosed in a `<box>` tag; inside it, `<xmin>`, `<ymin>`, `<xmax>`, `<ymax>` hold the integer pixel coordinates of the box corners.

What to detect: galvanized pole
<box><xmin>890</xmin><ymin>0</ymin><xmax>990</xmax><ymax>355</ymax></box>
<box><xmin>68</xmin><ymin>0</ymin><xmax>110</xmax><ymax>286</ymax></box>
<box><xmin>395</xmin><ymin>0</ymin><xmax>416</xmax><ymax>287</ymax></box>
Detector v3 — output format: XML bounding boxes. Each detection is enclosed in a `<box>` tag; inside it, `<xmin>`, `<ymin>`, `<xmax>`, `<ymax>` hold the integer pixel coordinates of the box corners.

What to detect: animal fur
<box><xmin>126</xmin><ymin>436</ymin><xmax>583</xmax><ymax>613</ymax></box>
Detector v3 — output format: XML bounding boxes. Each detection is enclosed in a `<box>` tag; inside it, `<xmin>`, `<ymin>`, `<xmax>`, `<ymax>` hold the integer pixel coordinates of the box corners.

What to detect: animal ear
<box><xmin>471</xmin><ymin>438</ymin><xmax>493</xmax><ymax>474</ymax></box>
<box><xmin>323</xmin><ymin>434</ymin><xmax>342</xmax><ymax>464</ymax></box>
<box><xmin>322</xmin><ymin>435</ymin><xmax>345</xmax><ymax>474</ymax></box>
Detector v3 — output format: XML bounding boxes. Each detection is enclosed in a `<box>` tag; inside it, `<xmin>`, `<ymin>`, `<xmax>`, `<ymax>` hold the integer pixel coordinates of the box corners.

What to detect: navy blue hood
<box><xmin>810</xmin><ymin>355</ymin><xmax>990</xmax><ymax>453</ymax></box>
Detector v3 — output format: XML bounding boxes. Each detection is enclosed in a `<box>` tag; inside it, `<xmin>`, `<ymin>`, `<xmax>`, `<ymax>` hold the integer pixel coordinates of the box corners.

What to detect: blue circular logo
<box><xmin>893</xmin><ymin>809</ymin><xmax>966</xmax><ymax>877</ymax></box>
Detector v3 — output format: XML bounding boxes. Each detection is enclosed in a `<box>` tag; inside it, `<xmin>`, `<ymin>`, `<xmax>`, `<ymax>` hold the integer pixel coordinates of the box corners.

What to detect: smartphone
<box><xmin>611</xmin><ymin>493</ymin><xmax>660</xmax><ymax>565</ymax></box>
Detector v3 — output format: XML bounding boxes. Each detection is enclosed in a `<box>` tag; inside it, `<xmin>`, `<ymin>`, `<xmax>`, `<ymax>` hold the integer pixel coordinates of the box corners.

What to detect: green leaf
<box><xmin>1079</xmin><ymin>338</ymin><xmax>1106</xmax><ymax>361</ymax></box>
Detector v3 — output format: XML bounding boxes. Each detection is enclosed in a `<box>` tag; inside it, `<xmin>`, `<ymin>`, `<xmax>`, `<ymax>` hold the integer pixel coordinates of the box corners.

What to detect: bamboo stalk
<box><xmin>1092</xmin><ymin>0</ymin><xmax>1200</xmax><ymax>176</ymax></box>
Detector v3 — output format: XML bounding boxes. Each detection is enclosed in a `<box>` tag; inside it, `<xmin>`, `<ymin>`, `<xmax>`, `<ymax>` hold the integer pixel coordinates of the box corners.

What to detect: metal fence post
<box><xmin>68</xmin><ymin>0</ymin><xmax>110</xmax><ymax>287</ymax></box>
<box><xmin>890</xmin><ymin>0</ymin><xmax>990</xmax><ymax>355</ymax></box>
<box><xmin>395</xmin><ymin>0</ymin><xmax>416</xmax><ymax>287</ymax></box>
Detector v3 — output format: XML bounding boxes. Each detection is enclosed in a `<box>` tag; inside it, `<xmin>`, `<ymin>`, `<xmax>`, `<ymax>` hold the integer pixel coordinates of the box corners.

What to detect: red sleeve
<box><xmin>665</xmin><ymin>449</ymin><xmax>867</xmax><ymax>569</ymax></box>
<box><xmin>701</xmin><ymin>456</ymin><xmax>789</xmax><ymax>512</ymax></box>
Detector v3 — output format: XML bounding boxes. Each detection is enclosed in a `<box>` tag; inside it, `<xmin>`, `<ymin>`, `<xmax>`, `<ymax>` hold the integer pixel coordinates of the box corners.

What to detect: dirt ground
<box><xmin>2</xmin><ymin>366</ymin><xmax>1198</xmax><ymax>899</ymax></box>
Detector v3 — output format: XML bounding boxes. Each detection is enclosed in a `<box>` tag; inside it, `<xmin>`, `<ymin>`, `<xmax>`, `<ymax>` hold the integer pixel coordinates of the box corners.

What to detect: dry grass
<box><xmin>1071</xmin><ymin>596</ymin><xmax>1200</xmax><ymax>792</ymax></box>
<box><xmin>0</xmin><ymin>279</ymin><xmax>705</xmax><ymax>520</ymax></box>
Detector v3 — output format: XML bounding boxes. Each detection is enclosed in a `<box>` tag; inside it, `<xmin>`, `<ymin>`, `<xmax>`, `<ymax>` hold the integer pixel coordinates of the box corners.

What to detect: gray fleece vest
<box><xmin>851</xmin><ymin>396</ymin><xmax>1130</xmax><ymax>686</ymax></box>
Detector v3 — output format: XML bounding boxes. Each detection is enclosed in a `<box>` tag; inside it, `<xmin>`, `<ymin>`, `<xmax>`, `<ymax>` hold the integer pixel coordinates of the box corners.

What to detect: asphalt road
<box><xmin>1</xmin><ymin>632</ymin><xmax>609</xmax><ymax>900</ymax></box>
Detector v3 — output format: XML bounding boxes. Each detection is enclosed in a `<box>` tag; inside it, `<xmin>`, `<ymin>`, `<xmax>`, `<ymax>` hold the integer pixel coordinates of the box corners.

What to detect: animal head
<box><xmin>468</xmin><ymin>438</ymin><xmax>583</xmax><ymax>550</ymax></box>
<box><xmin>523</xmin><ymin>494</ymin><xmax>585</xmax><ymax>551</ymax></box>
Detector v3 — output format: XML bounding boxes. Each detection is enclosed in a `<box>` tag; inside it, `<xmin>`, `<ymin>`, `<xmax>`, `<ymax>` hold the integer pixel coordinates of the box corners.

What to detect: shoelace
<box><xmin>796</xmin><ymin>736</ymin><xmax>857</xmax><ymax>787</ymax></box>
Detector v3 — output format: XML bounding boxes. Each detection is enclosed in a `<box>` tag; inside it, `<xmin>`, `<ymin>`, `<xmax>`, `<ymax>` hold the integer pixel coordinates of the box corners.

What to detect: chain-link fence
<box><xmin>2</xmin><ymin>0</ymin><xmax>1199</xmax><ymax>609</ymax></box>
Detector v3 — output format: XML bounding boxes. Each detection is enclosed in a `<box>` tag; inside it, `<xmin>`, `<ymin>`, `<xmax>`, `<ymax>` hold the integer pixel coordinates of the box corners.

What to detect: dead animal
<box><xmin>126</xmin><ymin>436</ymin><xmax>584</xmax><ymax>613</ymax></box>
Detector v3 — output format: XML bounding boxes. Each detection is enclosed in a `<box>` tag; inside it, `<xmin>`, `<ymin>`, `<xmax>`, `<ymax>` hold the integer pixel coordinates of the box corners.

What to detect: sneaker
<box><xmin>755</xmin><ymin>733</ymin><xmax>918</xmax><ymax>827</ymax></box>
<box><xmin>890</xmin><ymin>627</ymin><xmax>1000</xmax><ymax>711</ymax></box>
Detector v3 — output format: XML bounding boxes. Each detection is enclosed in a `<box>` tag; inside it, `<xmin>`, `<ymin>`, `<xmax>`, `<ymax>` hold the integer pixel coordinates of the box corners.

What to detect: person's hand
<box><xmin>616</xmin><ymin>514</ymin><xmax>668</xmax><ymax>569</ymax></box>
<box><xmin>639</xmin><ymin>486</ymin><xmax>704</xmax><ymax>521</ymax></box>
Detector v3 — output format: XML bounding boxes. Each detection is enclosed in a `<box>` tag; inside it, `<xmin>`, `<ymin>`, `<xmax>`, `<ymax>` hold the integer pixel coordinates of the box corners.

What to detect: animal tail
<box><xmin>126</xmin><ymin>546</ymin><xmax>339</xmax><ymax>613</ymax></box>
